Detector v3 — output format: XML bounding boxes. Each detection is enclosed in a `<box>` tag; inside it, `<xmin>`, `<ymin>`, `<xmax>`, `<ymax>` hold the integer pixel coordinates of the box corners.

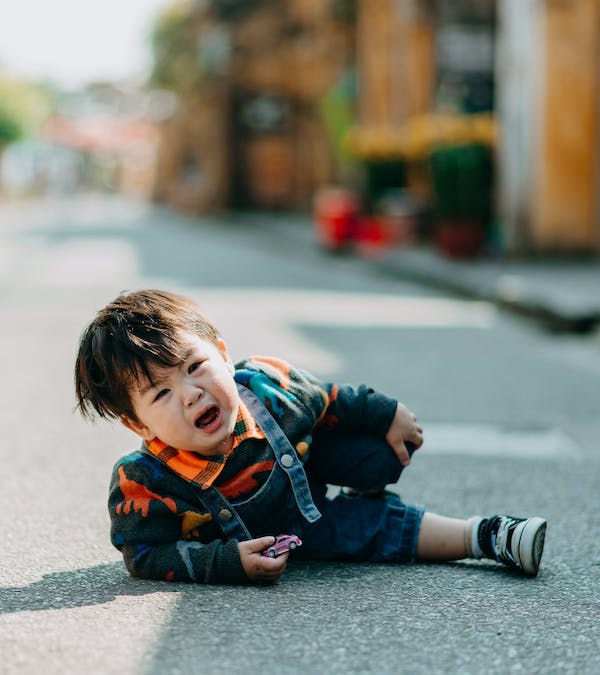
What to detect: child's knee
<box><xmin>306</xmin><ymin>434</ymin><xmax>403</xmax><ymax>490</ymax></box>
<box><xmin>355</xmin><ymin>442</ymin><xmax>403</xmax><ymax>490</ymax></box>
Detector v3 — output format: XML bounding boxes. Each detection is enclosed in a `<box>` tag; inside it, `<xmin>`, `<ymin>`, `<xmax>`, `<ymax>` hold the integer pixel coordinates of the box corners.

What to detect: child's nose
<box><xmin>182</xmin><ymin>384</ymin><xmax>202</xmax><ymax>406</ymax></box>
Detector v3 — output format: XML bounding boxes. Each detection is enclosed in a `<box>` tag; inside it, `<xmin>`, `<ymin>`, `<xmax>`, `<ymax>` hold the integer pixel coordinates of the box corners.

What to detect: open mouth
<box><xmin>195</xmin><ymin>405</ymin><xmax>220</xmax><ymax>430</ymax></box>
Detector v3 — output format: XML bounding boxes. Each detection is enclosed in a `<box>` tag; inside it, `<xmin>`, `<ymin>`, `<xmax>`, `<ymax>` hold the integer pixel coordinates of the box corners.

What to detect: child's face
<box><xmin>123</xmin><ymin>332</ymin><xmax>240</xmax><ymax>456</ymax></box>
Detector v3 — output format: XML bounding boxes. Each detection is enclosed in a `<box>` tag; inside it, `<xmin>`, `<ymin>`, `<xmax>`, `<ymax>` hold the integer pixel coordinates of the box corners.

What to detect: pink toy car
<box><xmin>261</xmin><ymin>534</ymin><xmax>302</xmax><ymax>558</ymax></box>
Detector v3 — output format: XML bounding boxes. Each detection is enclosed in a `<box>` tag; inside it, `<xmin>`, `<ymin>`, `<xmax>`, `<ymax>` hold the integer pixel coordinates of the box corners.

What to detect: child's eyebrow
<box><xmin>139</xmin><ymin>380</ymin><xmax>158</xmax><ymax>396</ymax></box>
<box><xmin>137</xmin><ymin>350</ymin><xmax>194</xmax><ymax>396</ymax></box>
<box><xmin>139</xmin><ymin>372</ymin><xmax>169</xmax><ymax>396</ymax></box>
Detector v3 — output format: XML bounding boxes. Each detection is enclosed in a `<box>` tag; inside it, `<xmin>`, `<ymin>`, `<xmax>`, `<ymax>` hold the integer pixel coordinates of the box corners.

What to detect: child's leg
<box><xmin>416</xmin><ymin>512</ymin><xmax>470</xmax><ymax>560</ymax></box>
<box><xmin>297</xmin><ymin>489</ymin><xmax>424</xmax><ymax>563</ymax></box>
<box><xmin>417</xmin><ymin>512</ymin><xmax>547</xmax><ymax>576</ymax></box>
<box><xmin>304</xmin><ymin>435</ymin><xmax>546</xmax><ymax>576</ymax></box>
<box><xmin>306</xmin><ymin>433</ymin><xmax>410</xmax><ymax>492</ymax></box>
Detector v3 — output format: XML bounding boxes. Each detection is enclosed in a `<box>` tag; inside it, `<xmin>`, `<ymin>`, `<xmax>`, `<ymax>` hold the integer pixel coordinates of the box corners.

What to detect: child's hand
<box><xmin>239</xmin><ymin>536</ymin><xmax>289</xmax><ymax>583</ymax></box>
<box><xmin>385</xmin><ymin>402</ymin><xmax>423</xmax><ymax>467</ymax></box>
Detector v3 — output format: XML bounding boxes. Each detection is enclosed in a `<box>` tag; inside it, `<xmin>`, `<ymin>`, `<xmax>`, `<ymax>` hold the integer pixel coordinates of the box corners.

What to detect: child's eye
<box><xmin>154</xmin><ymin>388</ymin><xmax>170</xmax><ymax>402</ymax></box>
<box><xmin>188</xmin><ymin>361</ymin><xmax>204</xmax><ymax>374</ymax></box>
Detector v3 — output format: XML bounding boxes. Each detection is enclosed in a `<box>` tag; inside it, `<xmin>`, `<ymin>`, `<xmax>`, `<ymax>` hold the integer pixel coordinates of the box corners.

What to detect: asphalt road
<box><xmin>1</xmin><ymin>195</ymin><xmax>598</xmax><ymax>674</ymax></box>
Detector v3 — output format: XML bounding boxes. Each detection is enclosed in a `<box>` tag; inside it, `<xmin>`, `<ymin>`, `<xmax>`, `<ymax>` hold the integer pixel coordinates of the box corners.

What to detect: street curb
<box><xmin>372</xmin><ymin>247</ymin><xmax>600</xmax><ymax>333</ymax></box>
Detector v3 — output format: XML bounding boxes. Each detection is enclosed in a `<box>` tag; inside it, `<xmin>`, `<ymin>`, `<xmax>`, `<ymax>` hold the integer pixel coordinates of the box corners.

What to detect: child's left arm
<box><xmin>384</xmin><ymin>402</ymin><xmax>423</xmax><ymax>466</ymax></box>
<box><xmin>303</xmin><ymin>373</ymin><xmax>423</xmax><ymax>465</ymax></box>
<box><xmin>240</xmin><ymin>357</ymin><xmax>423</xmax><ymax>464</ymax></box>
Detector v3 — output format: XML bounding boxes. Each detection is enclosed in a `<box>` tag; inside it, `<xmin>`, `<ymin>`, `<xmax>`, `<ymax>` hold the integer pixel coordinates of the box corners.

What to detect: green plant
<box><xmin>0</xmin><ymin>76</ymin><xmax>51</xmax><ymax>145</ymax></box>
<box><xmin>428</xmin><ymin>142</ymin><xmax>492</xmax><ymax>220</ymax></box>
<box><xmin>0</xmin><ymin>108</ymin><xmax>21</xmax><ymax>145</ymax></box>
<box><xmin>149</xmin><ymin>0</ymin><xmax>203</xmax><ymax>93</ymax></box>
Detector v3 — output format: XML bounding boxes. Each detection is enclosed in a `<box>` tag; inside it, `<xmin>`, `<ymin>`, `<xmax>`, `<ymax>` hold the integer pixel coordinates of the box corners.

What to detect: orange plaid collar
<box><xmin>231</xmin><ymin>397</ymin><xmax>265</xmax><ymax>448</ymax></box>
<box><xmin>145</xmin><ymin>397</ymin><xmax>265</xmax><ymax>489</ymax></box>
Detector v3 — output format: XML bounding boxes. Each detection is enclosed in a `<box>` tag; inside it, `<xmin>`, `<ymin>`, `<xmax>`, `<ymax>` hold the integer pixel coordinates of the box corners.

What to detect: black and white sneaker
<box><xmin>486</xmin><ymin>515</ymin><xmax>547</xmax><ymax>576</ymax></box>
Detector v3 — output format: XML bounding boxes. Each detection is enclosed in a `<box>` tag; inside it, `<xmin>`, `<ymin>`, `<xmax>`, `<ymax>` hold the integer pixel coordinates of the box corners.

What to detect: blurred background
<box><xmin>1</xmin><ymin>0</ymin><xmax>599</xmax><ymax>259</ymax></box>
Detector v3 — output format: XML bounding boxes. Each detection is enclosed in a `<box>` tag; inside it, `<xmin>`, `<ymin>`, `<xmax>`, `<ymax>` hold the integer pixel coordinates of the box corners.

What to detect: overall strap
<box><xmin>190</xmin><ymin>482</ymin><xmax>253</xmax><ymax>542</ymax></box>
<box><xmin>236</xmin><ymin>383</ymin><xmax>321</xmax><ymax>524</ymax></box>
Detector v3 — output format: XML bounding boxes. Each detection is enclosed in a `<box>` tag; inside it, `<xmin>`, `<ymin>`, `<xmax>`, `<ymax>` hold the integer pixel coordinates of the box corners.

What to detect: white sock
<box><xmin>466</xmin><ymin>516</ymin><xmax>484</xmax><ymax>559</ymax></box>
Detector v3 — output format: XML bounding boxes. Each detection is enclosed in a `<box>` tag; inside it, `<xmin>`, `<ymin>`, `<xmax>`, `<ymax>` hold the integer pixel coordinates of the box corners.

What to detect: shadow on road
<box><xmin>141</xmin><ymin>559</ymin><xmax>547</xmax><ymax>675</ymax></box>
<box><xmin>0</xmin><ymin>562</ymin><xmax>180</xmax><ymax>614</ymax></box>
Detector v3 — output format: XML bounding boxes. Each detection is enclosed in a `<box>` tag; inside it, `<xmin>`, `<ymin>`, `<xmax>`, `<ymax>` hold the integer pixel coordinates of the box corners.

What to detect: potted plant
<box><xmin>428</xmin><ymin>140</ymin><xmax>493</xmax><ymax>257</ymax></box>
<box><xmin>345</xmin><ymin>113</ymin><xmax>497</xmax><ymax>257</ymax></box>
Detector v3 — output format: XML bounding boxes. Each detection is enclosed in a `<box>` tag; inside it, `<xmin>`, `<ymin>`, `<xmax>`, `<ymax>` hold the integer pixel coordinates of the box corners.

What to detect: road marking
<box><xmin>187</xmin><ymin>288</ymin><xmax>496</xmax><ymax>375</ymax></box>
<box><xmin>196</xmin><ymin>288</ymin><xmax>494</xmax><ymax>328</ymax></box>
<box><xmin>422</xmin><ymin>423</ymin><xmax>580</xmax><ymax>459</ymax></box>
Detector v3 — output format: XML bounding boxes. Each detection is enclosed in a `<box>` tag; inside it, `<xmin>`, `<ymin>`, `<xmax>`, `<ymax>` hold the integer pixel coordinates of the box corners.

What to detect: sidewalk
<box><xmin>289</xmin><ymin>213</ymin><xmax>600</xmax><ymax>332</ymax></box>
<box><xmin>374</xmin><ymin>245</ymin><xmax>600</xmax><ymax>332</ymax></box>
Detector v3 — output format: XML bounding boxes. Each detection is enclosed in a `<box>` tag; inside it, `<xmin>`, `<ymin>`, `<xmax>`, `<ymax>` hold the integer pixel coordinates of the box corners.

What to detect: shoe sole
<box><xmin>514</xmin><ymin>517</ymin><xmax>547</xmax><ymax>576</ymax></box>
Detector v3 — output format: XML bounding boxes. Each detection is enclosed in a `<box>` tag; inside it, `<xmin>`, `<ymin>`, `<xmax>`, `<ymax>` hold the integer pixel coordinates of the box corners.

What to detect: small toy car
<box><xmin>261</xmin><ymin>534</ymin><xmax>302</xmax><ymax>558</ymax></box>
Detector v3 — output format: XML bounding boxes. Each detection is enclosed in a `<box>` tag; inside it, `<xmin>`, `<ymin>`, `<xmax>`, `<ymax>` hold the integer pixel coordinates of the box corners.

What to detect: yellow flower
<box><xmin>345</xmin><ymin>113</ymin><xmax>498</xmax><ymax>161</ymax></box>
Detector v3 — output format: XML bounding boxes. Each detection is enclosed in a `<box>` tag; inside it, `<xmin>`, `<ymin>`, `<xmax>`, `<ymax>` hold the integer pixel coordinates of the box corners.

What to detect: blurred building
<box><xmin>38</xmin><ymin>83</ymin><xmax>160</xmax><ymax>197</ymax></box>
<box><xmin>150</xmin><ymin>0</ymin><xmax>600</xmax><ymax>256</ymax></box>
<box><xmin>150</xmin><ymin>0</ymin><xmax>355</xmax><ymax>213</ymax></box>
<box><xmin>496</xmin><ymin>0</ymin><xmax>600</xmax><ymax>255</ymax></box>
<box><xmin>354</xmin><ymin>0</ymin><xmax>600</xmax><ymax>255</ymax></box>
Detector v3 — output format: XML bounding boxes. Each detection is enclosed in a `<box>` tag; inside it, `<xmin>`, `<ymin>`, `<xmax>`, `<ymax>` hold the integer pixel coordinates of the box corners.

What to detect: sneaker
<box><xmin>491</xmin><ymin>515</ymin><xmax>547</xmax><ymax>576</ymax></box>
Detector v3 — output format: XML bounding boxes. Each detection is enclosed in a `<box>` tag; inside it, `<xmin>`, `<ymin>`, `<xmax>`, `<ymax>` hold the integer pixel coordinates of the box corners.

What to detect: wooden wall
<box><xmin>356</xmin><ymin>0</ymin><xmax>435</xmax><ymax>127</ymax></box>
<box><xmin>152</xmin><ymin>91</ymin><xmax>231</xmax><ymax>212</ymax></box>
<box><xmin>531</xmin><ymin>0</ymin><xmax>600</xmax><ymax>252</ymax></box>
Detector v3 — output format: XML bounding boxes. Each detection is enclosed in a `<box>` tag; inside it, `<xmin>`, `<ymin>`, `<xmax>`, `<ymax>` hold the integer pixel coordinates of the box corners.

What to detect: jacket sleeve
<box><xmin>235</xmin><ymin>355</ymin><xmax>398</xmax><ymax>439</ymax></box>
<box><xmin>119</xmin><ymin>539</ymin><xmax>248</xmax><ymax>584</ymax></box>
<box><xmin>314</xmin><ymin>381</ymin><xmax>398</xmax><ymax>438</ymax></box>
<box><xmin>108</xmin><ymin>456</ymin><xmax>249</xmax><ymax>584</ymax></box>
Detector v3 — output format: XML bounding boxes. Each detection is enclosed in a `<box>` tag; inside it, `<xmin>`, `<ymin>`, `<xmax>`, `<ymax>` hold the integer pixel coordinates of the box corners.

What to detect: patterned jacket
<box><xmin>108</xmin><ymin>356</ymin><xmax>398</xmax><ymax>584</ymax></box>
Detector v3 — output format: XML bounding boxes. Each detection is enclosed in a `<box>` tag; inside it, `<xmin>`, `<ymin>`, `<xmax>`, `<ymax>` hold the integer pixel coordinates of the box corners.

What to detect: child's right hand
<box><xmin>239</xmin><ymin>536</ymin><xmax>289</xmax><ymax>582</ymax></box>
<box><xmin>385</xmin><ymin>402</ymin><xmax>423</xmax><ymax>467</ymax></box>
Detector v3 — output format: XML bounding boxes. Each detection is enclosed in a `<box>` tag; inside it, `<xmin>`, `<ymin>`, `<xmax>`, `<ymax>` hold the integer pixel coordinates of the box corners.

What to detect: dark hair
<box><xmin>74</xmin><ymin>289</ymin><xmax>221</xmax><ymax>422</ymax></box>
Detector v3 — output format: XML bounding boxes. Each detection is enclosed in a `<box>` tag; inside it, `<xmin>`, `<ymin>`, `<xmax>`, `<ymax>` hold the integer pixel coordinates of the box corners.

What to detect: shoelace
<box><xmin>494</xmin><ymin>518</ymin><xmax>518</xmax><ymax>566</ymax></box>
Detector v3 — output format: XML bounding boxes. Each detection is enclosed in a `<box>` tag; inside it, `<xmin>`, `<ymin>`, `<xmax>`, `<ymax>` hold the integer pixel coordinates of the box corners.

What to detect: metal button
<box><xmin>280</xmin><ymin>453</ymin><xmax>294</xmax><ymax>468</ymax></box>
<box><xmin>218</xmin><ymin>508</ymin><xmax>232</xmax><ymax>522</ymax></box>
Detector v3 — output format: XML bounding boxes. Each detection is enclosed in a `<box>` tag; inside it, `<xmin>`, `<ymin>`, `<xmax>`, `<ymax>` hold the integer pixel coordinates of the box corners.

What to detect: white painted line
<box><xmin>192</xmin><ymin>288</ymin><xmax>497</xmax><ymax>375</ymax></box>
<box><xmin>421</xmin><ymin>424</ymin><xmax>580</xmax><ymax>459</ymax></box>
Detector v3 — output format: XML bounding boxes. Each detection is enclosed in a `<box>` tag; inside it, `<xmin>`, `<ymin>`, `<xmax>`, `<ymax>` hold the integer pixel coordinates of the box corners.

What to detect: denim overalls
<box><xmin>194</xmin><ymin>384</ymin><xmax>424</xmax><ymax>563</ymax></box>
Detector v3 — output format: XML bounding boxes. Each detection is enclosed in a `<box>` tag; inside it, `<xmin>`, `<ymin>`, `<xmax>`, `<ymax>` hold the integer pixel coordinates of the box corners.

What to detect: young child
<box><xmin>75</xmin><ymin>289</ymin><xmax>547</xmax><ymax>584</ymax></box>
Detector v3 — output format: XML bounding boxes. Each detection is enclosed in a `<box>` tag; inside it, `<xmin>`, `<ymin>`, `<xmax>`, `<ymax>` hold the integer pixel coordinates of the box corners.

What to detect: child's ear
<box><xmin>217</xmin><ymin>339</ymin><xmax>234</xmax><ymax>371</ymax></box>
<box><xmin>120</xmin><ymin>415</ymin><xmax>154</xmax><ymax>442</ymax></box>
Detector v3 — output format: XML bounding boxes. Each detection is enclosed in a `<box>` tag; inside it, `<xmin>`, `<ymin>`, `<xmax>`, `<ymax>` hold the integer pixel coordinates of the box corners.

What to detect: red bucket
<box><xmin>313</xmin><ymin>187</ymin><xmax>359</xmax><ymax>251</ymax></box>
